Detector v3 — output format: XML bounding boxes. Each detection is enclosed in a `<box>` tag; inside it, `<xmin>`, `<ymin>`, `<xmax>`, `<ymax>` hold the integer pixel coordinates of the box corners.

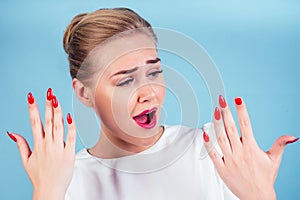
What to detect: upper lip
<box><xmin>133</xmin><ymin>107</ymin><xmax>158</xmax><ymax>118</ymax></box>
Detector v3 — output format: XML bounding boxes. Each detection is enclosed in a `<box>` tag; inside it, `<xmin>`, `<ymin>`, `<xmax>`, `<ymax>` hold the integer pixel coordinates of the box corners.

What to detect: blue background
<box><xmin>0</xmin><ymin>0</ymin><xmax>299</xmax><ymax>199</ymax></box>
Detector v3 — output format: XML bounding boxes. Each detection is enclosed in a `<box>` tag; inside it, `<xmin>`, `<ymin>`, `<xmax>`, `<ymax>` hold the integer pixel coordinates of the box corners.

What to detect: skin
<box><xmin>76</xmin><ymin>33</ymin><xmax>166</xmax><ymax>157</ymax></box>
<box><xmin>204</xmin><ymin>97</ymin><xmax>297</xmax><ymax>199</ymax></box>
<box><xmin>10</xmin><ymin>33</ymin><xmax>298</xmax><ymax>200</ymax></box>
<box><xmin>12</xmin><ymin>93</ymin><xmax>76</xmax><ymax>200</ymax></box>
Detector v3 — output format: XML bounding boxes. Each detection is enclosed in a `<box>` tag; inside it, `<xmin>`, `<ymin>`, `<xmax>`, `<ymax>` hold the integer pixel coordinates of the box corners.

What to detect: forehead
<box><xmin>110</xmin><ymin>48</ymin><xmax>158</xmax><ymax>71</ymax></box>
<box><xmin>94</xmin><ymin>33</ymin><xmax>158</xmax><ymax>73</ymax></box>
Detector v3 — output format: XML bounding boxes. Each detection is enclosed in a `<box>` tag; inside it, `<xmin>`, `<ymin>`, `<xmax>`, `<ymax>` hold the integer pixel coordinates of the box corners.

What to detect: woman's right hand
<box><xmin>7</xmin><ymin>88</ymin><xmax>76</xmax><ymax>200</ymax></box>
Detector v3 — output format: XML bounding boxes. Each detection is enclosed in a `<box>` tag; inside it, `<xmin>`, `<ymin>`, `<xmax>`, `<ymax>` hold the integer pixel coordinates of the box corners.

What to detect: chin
<box><xmin>132</xmin><ymin>126</ymin><xmax>162</xmax><ymax>146</ymax></box>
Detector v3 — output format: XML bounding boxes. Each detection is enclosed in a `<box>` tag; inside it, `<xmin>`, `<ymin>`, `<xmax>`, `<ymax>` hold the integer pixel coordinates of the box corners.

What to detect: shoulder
<box><xmin>75</xmin><ymin>149</ymin><xmax>94</xmax><ymax>164</ymax></box>
<box><xmin>163</xmin><ymin>124</ymin><xmax>202</xmax><ymax>140</ymax></box>
<box><xmin>152</xmin><ymin>124</ymin><xmax>201</xmax><ymax>151</ymax></box>
<box><xmin>73</xmin><ymin>149</ymin><xmax>103</xmax><ymax>173</ymax></box>
<box><xmin>164</xmin><ymin>122</ymin><xmax>214</xmax><ymax>144</ymax></box>
<box><xmin>76</xmin><ymin>148</ymin><xmax>90</xmax><ymax>159</ymax></box>
<box><xmin>159</xmin><ymin>123</ymin><xmax>215</xmax><ymax>148</ymax></box>
<box><xmin>164</xmin><ymin>122</ymin><xmax>214</xmax><ymax>135</ymax></box>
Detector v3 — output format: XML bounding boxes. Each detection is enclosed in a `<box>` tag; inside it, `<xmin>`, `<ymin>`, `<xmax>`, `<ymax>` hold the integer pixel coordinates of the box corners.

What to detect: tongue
<box><xmin>134</xmin><ymin>114</ymin><xmax>148</xmax><ymax>124</ymax></box>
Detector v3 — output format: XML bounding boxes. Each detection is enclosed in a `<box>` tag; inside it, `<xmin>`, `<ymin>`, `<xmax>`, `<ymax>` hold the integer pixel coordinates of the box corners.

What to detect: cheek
<box><xmin>94</xmin><ymin>88</ymin><xmax>130</xmax><ymax>130</ymax></box>
<box><xmin>156</xmin><ymin>78</ymin><xmax>166</xmax><ymax>104</ymax></box>
<box><xmin>94</xmin><ymin>87</ymin><xmax>113</xmax><ymax>120</ymax></box>
<box><xmin>111</xmin><ymin>88</ymin><xmax>133</xmax><ymax>118</ymax></box>
<box><xmin>128</xmin><ymin>91</ymin><xmax>138</xmax><ymax>113</ymax></box>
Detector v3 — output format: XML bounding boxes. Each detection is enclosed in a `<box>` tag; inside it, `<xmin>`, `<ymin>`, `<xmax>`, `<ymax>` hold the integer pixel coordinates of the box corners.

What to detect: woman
<box><xmin>7</xmin><ymin>7</ymin><xmax>298</xmax><ymax>200</ymax></box>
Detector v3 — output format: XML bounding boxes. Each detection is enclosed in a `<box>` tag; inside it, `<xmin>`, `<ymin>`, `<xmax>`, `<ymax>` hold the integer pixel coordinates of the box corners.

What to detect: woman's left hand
<box><xmin>204</xmin><ymin>96</ymin><xmax>298</xmax><ymax>200</ymax></box>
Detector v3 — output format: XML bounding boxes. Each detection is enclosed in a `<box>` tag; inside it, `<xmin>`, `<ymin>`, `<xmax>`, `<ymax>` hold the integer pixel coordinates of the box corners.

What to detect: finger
<box><xmin>44</xmin><ymin>88</ymin><xmax>54</xmax><ymax>143</ymax></box>
<box><xmin>213</xmin><ymin>107</ymin><xmax>232</xmax><ymax>159</ymax></box>
<box><xmin>268</xmin><ymin>135</ymin><xmax>299</xmax><ymax>162</ymax></box>
<box><xmin>219</xmin><ymin>95</ymin><xmax>242</xmax><ymax>151</ymax></box>
<box><xmin>27</xmin><ymin>92</ymin><xmax>44</xmax><ymax>148</ymax></box>
<box><xmin>234</xmin><ymin>97</ymin><xmax>257</xmax><ymax>147</ymax></box>
<box><xmin>52</xmin><ymin>95</ymin><xmax>64</xmax><ymax>148</ymax></box>
<box><xmin>7</xmin><ymin>132</ymin><xmax>32</xmax><ymax>167</ymax></box>
<box><xmin>203</xmin><ymin>131</ymin><xmax>226</xmax><ymax>176</ymax></box>
<box><xmin>65</xmin><ymin>113</ymin><xmax>76</xmax><ymax>154</ymax></box>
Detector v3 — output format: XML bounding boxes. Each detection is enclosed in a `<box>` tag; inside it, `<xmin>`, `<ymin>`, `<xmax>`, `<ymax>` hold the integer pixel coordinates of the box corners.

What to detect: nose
<box><xmin>137</xmin><ymin>84</ymin><xmax>156</xmax><ymax>103</ymax></box>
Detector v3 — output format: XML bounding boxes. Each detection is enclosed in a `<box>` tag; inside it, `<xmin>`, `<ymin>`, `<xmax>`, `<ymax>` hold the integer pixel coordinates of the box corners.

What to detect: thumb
<box><xmin>7</xmin><ymin>132</ymin><xmax>32</xmax><ymax>167</ymax></box>
<box><xmin>268</xmin><ymin>135</ymin><xmax>299</xmax><ymax>162</ymax></box>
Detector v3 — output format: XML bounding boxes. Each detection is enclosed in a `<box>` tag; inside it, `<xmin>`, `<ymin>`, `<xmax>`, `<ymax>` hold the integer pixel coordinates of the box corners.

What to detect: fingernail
<box><xmin>219</xmin><ymin>95</ymin><xmax>227</xmax><ymax>108</ymax></box>
<box><xmin>235</xmin><ymin>97</ymin><xmax>242</xmax><ymax>105</ymax></box>
<box><xmin>7</xmin><ymin>131</ymin><xmax>17</xmax><ymax>142</ymax></box>
<box><xmin>27</xmin><ymin>92</ymin><xmax>34</xmax><ymax>104</ymax></box>
<box><xmin>214</xmin><ymin>107</ymin><xmax>221</xmax><ymax>120</ymax></box>
<box><xmin>46</xmin><ymin>88</ymin><xmax>53</xmax><ymax>101</ymax></box>
<box><xmin>67</xmin><ymin>113</ymin><xmax>72</xmax><ymax>124</ymax></box>
<box><xmin>52</xmin><ymin>95</ymin><xmax>58</xmax><ymax>108</ymax></box>
<box><xmin>286</xmin><ymin>138</ymin><xmax>299</xmax><ymax>145</ymax></box>
<box><xmin>203</xmin><ymin>131</ymin><xmax>210</xmax><ymax>142</ymax></box>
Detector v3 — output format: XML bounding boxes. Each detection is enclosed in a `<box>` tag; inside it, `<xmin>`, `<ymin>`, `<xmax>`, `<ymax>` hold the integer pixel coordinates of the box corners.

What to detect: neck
<box><xmin>88</xmin><ymin>126</ymin><xmax>164</xmax><ymax>159</ymax></box>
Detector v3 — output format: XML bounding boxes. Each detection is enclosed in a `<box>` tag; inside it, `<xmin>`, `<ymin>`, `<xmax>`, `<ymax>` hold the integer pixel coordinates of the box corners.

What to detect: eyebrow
<box><xmin>111</xmin><ymin>57</ymin><xmax>161</xmax><ymax>77</ymax></box>
<box><xmin>146</xmin><ymin>57</ymin><xmax>161</xmax><ymax>64</ymax></box>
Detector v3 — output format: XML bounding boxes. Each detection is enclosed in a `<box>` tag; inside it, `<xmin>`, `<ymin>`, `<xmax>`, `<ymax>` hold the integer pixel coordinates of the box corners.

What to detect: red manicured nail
<box><xmin>286</xmin><ymin>138</ymin><xmax>299</xmax><ymax>145</ymax></box>
<box><xmin>52</xmin><ymin>96</ymin><xmax>58</xmax><ymax>108</ymax></box>
<box><xmin>46</xmin><ymin>88</ymin><xmax>53</xmax><ymax>101</ymax></box>
<box><xmin>27</xmin><ymin>92</ymin><xmax>34</xmax><ymax>104</ymax></box>
<box><xmin>219</xmin><ymin>95</ymin><xmax>227</xmax><ymax>108</ymax></box>
<box><xmin>203</xmin><ymin>132</ymin><xmax>209</xmax><ymax>142</ymax></box>
<box><xmin>7</xmin><ymin>131</ymin><xmax>17</xmax><ymax>142</ymax></box>
<box><xmin>67</xmin><ymin>113</ymin><xmax>72</xmax><ymax>124</ymax></box>
<box><xmin>214</xmin><ymin>107</ymin><xmax>221</xmax><ymax>120</ymax></box>
<box><xmin>235</xmin><ymin>97</ymin><xmax>242</xmax><ymax>105</ymax></box>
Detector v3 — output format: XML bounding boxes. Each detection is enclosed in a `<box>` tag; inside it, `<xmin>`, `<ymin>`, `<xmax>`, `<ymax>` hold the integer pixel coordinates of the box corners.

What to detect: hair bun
<box><xmin>63</xmin><ymin>13</ymin><xmax>88</xmax><ymax>54</ymax></box>
<box><xmin>63</xmin><ymin>8</ymin><xmax>157</xmax><ymax>80</ymax></box>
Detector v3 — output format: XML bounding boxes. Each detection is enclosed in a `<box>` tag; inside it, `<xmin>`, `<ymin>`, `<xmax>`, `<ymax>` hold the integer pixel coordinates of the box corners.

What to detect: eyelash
<box><xmin>116</xmin><ymin>78</ymin><xmax>134</xmax><ymax>87</ymax></box>
<box><xmin>116</xmin><ymin>70</ymin><xmax>163</xmax><ymax>87</ymax></box>
<box><xmin>148</xmin><ymin>70</ymin><xmax>163</xmax><ymax>78</ymax></box>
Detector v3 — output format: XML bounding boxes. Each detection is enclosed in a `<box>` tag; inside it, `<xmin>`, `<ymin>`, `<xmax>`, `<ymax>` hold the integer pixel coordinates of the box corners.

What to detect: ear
<box><xmin>72</xmin><ymin>78</ymin><xmax>94</xmax><ymax>107</ymax></box>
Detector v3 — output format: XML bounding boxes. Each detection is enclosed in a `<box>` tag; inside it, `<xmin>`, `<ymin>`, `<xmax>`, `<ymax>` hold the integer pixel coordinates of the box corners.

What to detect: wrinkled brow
<box><xmin>111</xmin><ymin>57</ymin><xmax>161</xmax><ymax>77</ymax></box>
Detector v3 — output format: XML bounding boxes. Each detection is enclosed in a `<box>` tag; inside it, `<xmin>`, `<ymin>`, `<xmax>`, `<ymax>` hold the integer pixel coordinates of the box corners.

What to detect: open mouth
<box><xmin>133</xmin><ymin>107</ymin><xmax>157</xmax><ymax>129</ymax></box>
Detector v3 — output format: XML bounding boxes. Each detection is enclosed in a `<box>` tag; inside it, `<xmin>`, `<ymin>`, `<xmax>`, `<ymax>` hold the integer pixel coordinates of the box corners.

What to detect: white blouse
<box><xmin>66</xmin><ymin>123</ymin><xmax>239</xmax><ymax>200</ymax></box>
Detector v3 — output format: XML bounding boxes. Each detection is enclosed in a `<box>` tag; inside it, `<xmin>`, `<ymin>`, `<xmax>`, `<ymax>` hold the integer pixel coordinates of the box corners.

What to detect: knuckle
<box><xmin>244</xmin><ymin>145</ymin><xmax>255</xmax><ymax>157</ymax></box>
<box><xmin>30</xmin><ymin>117</ymin><xmax>40</xmax><ymax>127</ymax></box>
<box><xmin>239</xmin><ymin>117</ymin><xmax>250</xmax><ymax>128</ymax></box>
<box><xmin>68</xmin><ymin>133</ymin><xmax>76</xmax><ymax>143</ymax></box>
<box><xmin>45</xmin><ymin>144</ymin><xmax>53</xmax><ymax>154</ymax></box>
<box><xmin>213</xmin><ymin>124</ymin><xmax>223</xmax><ymax>135</ymax></box>
<box><xmin>35</xmin><ymin>143</ymin><xmax>46</xmax><ymax>155</ymax></box>
<box><xmin>54</xmin><ymin>108</ymin><xmax>62</xmax><ymax>115</ymax></box>
<box><xmin>233</xmin><ymin>150</ymin><xmax>244</xmax><ymax>162</ymax></box>
<box><xmin>217</xmin><ymin>134</ymin><xmax>228</xmax><ymax>145</ymax></box>
<box><xmin>68</xmin><ymin>125</ymin><xmax>76</xmax><ymax>132</ymax></box>
<box><xmin>210</xmin><ymin>151</ymin><xmax>219</xmax><ymax>161</ymax></box>
<box><xmin>45</xmin><ymin>118</ymin><xmax>52</xmax><ymax>127</ymax></box>
<box><xmin>226</xmin><ymin>124</ymin><xmax>236</xmax><ymax>134</ymax></box>
<box><xmin>54</xmin><ymin>123</ymin><xmax>62</xmax><ymax>132</ymax></box>
<box><xmin>223</xmin><ymin>107</ymin><xmax>232</xmax><ymax>117</ymax></box>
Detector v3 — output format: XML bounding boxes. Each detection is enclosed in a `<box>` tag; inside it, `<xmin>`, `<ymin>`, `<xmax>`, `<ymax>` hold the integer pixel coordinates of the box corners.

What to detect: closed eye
<box><xmin>116</xmin><ymin>78</ymin><xmax>134</xmax><ymax>87</ymax></box>
<box><xmin>148</xmin><ymin>70</ymin><xmax>163</xmax><ymax>78</ymax></box>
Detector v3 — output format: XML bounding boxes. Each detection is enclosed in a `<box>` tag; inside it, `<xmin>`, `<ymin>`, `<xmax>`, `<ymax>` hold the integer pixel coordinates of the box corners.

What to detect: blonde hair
<box><xmin>63</xmin><ymin>8</ymin><xmax>157</xmax><ymax>82</ymax></box>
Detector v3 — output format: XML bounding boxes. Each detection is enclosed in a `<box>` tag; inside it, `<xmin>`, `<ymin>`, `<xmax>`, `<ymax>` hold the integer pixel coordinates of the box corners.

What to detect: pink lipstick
<box><xmin>133</xmin><ymin>107</ymin><xmax>157</xmax><ymax>129</ymax></box>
